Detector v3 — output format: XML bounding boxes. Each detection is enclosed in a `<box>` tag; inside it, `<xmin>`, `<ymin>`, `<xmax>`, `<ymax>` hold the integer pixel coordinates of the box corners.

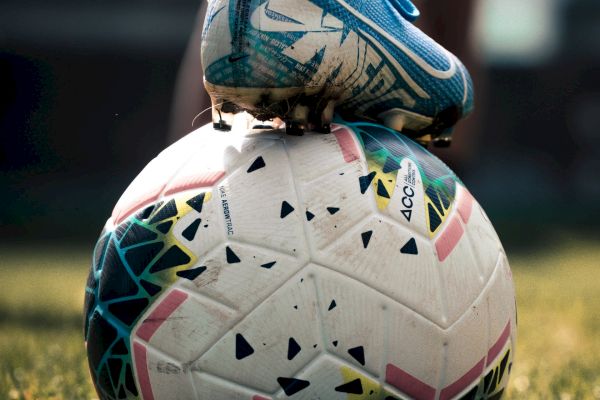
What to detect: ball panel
<box><xmin>141</xmin><ymin>344</ymin><xmax>198</xmax><ymax>400</ymax></box>
<box><xmin>460</xmin><ymin>197</ymin><xmax>503</xmax><ymax>283</ymax></box>
<box><xmin>385</xmin><ymin>302</ymin><xmax>444</xmax><ymax>396</ymax></box>
<box><xmin>192</xmin><ymin>371</ymin><xmax>271</xmax><ymax>400</ymax></box>
<box><xmin>485</xmin><ymin>253</ymin><xmax>517</xmax><ymax>364</ymax></box>
<box><xmin>271</xmin><ymin>354</ymin><xmax>404</xmax><ymax>399</ymax></box>
<box><xmin>315</xmin><ymin>266</ymin><xmax>388</xmax><ymax>378</ymax></box>
<box><xmin>135</xmin><ymin>287</ymin><xmax>238</xmax><ymax>363</ymax></box>
<box><xmin>176</xmin><ymin>242</ymin><xmax>307</xmax><ymax>315</ymax></box>
<box><xmin>169</xmin><ymin>190</ymin><xmax>225</xmax><ymax>258</ymax></box>
<box><xmin>192</xmin><ymin>268</ymin><xmax>321</xmax><ymax>393</ymax></box>
<box><xmin>319</xmin><ymin>217</ymin><xmax>446</xmax><ymax>326</ymax></box>
<box><xmin>436</xmin><ymin>212</ymin><xmax>489</xmax><ymax>326</ymax></box>
<box><xmin>299</xmin><ymin>163</ymin><xmax>374</xmax><ymax>252</ymax></box>
<box><xmin>221</xmin><ymin>142</ymin><xmax>308</xmax><ymax>256</ymax></box>
<box><xmin>441</xmin><ymin>287</ymin><xmax>489</xmax><ymax>397</ymax></box>
<box><xmin>284</xmin><ymin>129</ymin><xmax>352</xmax><ymax>184</ymax></box>
<box><xmin>111</xmin><ymin>130</ymin><xmax>206</xmax><ymax>225</ymax></box>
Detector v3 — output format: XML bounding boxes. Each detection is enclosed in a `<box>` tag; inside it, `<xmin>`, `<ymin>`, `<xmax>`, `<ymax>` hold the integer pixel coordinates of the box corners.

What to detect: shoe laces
<box><xmin>391</xmin><ymin>0</ymin><xmax>420</xmax><ymax>22</ymax></box>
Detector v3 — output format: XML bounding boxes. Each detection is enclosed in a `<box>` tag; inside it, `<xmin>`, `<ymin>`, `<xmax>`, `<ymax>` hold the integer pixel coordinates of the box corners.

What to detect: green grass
<box><xmin>0</xmin><ymin>240</ymin><xmax>599</xmax><ymax>399</ymax></box>
<box><xmin>0</xmin><ymin>246</ymin><xmax>94</xmax><ymax>400</ymax></box>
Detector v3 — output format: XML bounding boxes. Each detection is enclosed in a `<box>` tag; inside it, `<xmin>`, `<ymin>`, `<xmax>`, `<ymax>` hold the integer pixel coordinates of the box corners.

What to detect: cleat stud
<box><xmin>432</xmin><ymin>136</ymin><xmax>452</xmax><ymax>148</ymax></box>
<box><xmin>320</xmin><ymin>100</ymin><xmax>336</xmax><ymax>128</ymax></box>
<box><xmin>285</xmin><ymin>121</ymin><xmax>305</xmax><ymax>136</ymax></box>
<box><xmin>211</xmin><ymin>97</ymin><xmax>238</xmax><ymax>131</ymax></box>
<box><xmin>316</xmin><ymin>123</ymin><xmax>331</xmax><ymax>134</ymax></box>
<box><xmin>289</xmin><ymin>104</ymin><xmax>310</xmax><ymax>126</ymax></box>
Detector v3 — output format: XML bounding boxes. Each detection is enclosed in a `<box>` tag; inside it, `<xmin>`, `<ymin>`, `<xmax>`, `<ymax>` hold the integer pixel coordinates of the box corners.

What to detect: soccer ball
<box><xmin>84</xmin><ymin>121</ymin><xmax>516</xmax><ymax>400</ymax></box>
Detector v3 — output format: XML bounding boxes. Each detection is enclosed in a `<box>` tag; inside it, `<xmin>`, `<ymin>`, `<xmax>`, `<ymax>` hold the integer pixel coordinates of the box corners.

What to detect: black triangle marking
<box><xmin>306</xmin><ymin>211</ymin><xmax>315</xmax><ymax>221</ymax></box>
<box><xmin>235</xmin><ymin>333</ymin><xmax>254</xmax><ymax>360</ymax></box>
<box><xmin>400</xmin><ymin>238</ymin><xmax>418</xmax><ymax>255</ymax></box>
<box><xmin>137</xmin><ymin>204</ymin><xmax>156</xmax><ymax>221</ymax></box>
<box><xmin>107</xmin><ymin>358</ymin><xmax>123</xmax><ymax>388</ymax></box>
<box><xmin>488</xmin><ymin>368</ymin><xmax>499</xmax><ymax>394</ymax></box>
<box><xmin>359</xmin><ymin>172</ymin><xmax>377</xmax><ymax>194</ymax></box>
<box><xmin>277</xmin><ymin>377</ymin><xmax>310</xmax><ymax>396</ymax></box>
<box><xmin>186</xmin><ymin>193</ymin><xmax>206</xmax><ymax>214</ymax></box>
<box><xmin>332</xmin><ymin>340</ymin><xmax>338</xmax><ymax>347</ymax></box>
<box><xmin>328</xmin><ymin>300</ymin><xmax>337</xmax><ymax>311</ymax></box>
<box><xmin>226</xmin><ymin>246</ymin><xmax>241</xmax><ymax>264</ymax></box>
<box><xmin>327</xmin><ymin>207</ymin><xmax>340</xmax><ymax>215</ymax></box>
<box><xmin>149</xmin><ymin>245</ymin><xmax>191</xmax><ymax>273</ymax></box>
<box><xmin>348</xmin><ymin>346</ymin><xmax>365</xmax><ymax>366</ymax></box>
<box><xmin>181</xmin><ymin>218</ymin><xmax>201</xmax><ymax>241</ymax></box>
<box><xmin>280</xmin><ymin>201</ymin><xmax>295</xmax><ymax>219</ymax></box>
<box><xmin>287</xmin><ymin>337</ymin><xmax>302</xmax><ymax>360</ymax></box>
<box><xmin>499</xmin><ymin>349</ymin><xmax>510</xmax><ymax>382</ymax></box>
<box><xmin>377</xmin><ymin>179</ymin><xmax>391</xmax><ymax>198</ymax></box>
<box><xmin>361</xmin><ymin>231</ymin><xmax>373</xmax><ymax>249</ymax></box>
<box><xmin>383</xmin><ymin>157</ymin><xmax>400</xmax><ymax>173</ymax></box>
<box><xmin>140</xmin><ymin>279</ymin><xmax>162</xmax><ymax>296</ymax></box>
<box><xmin>176</xmin><ymin>266</ymin><xmax>207</xmax><ymax>281</ymax></box>
<box><xmin>112</xmin><ymin>339</ymin><xmax>128</xmax><ymax>355</ymax></box>
<box><xmin>260</xmin><ymin>261</ymin><xmax>276</xmax><ymax>269</ymax></box>
<box><xmin>149</xmin><ymin>199</ymin><xmax>178</xmax><ymax>224</ymax></box>
<box><xmin>483</xmin><ymin>369</ymin><xmax>494</xmax><ymax>392</ymax></box>
<box><xmin>124</xmin><ymin>364</ymin><xmax>138</xmax><ymax>396</ymax></box>
<box><xmin>108</xmin><ymin>298</ymin><xmax>150</xmax><ymax>326</ymax></box>
<box><xmin>156</xmin><ymin>221</ymin><xmax>173</xmax><ymax>234</ymax></box>
<box><xmin>335</xmin><ymin>378</ymin><xmax>363</xmax><ymax>394</ymax></box>
<box><xmin>401</xmin><ymin>209</ymin><xmax>412</xmax><ymax>222</ymax></box>
<box><xmin>247</xmin><ymin>156</ymin><xmax>266</xmax><ymax>173</ymax></box>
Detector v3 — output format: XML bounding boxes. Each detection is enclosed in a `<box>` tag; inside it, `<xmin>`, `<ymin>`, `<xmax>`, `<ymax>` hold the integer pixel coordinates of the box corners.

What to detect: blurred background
<box><xmin>1</xmin><ymin>0</ymin><xmax>599</xmax><ymax>398</ymax></box>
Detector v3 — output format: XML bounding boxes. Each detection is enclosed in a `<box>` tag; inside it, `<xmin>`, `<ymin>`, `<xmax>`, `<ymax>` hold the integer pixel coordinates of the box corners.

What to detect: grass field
<box><xmin>1</xmin><ymin>239</ymin><xmax>599</xmax><ymax>399</ymax></box>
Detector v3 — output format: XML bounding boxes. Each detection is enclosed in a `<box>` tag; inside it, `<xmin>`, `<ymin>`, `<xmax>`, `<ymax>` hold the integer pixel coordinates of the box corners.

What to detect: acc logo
<box><xmin>401</xmin><ymin>160</ymin><xmax>417</xmax><ymax>222</ymax></box>
<box><xmin>401</xmin><ymin>185</ymin><xmax>414</xmax><ymax>222</ymax></box>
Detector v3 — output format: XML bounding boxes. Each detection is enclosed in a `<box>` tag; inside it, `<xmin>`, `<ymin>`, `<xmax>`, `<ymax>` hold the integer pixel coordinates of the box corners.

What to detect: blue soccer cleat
<box><xmin>201</xmin><ymin>0</ymin><xmax>474</xmax><ymax>144</ymax></box>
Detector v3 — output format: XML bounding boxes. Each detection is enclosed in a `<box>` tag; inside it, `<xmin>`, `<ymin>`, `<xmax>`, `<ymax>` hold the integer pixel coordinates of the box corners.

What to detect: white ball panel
<box><xmin>145</xmin><ymin>289</ymin><xmax>238</xmax><ymax>363</ymax></box>
<box><xmin>315</xmin><ymin>266</ymin><xmax>387</xmax><ymax>378</ymax></box>
<box><xmin>222</xmin><ymin>142</ymin><xmax>308</xmax><ymax>256</ymax></box>
<box><xmin>192</xmin><ymin>372</ymin><xmax>268</xmax><ymax>400</ymax></box>
<box><xmin>181</xmin><ymin>243</ymin><xmax>306</xmax><ymax>315</ymax></box>
<box><xmin>318</xmin><ymin>218</ymin><xmax>446</xmax><ymax>326</ymax></box>
<box><xmin>284</xmin><ymin>133</ymin><xmax>351</xmax><ymax>184</ymax></box>
<box><xmin>144</xmin><ymin>346</ymin><xmax>198</xmax><ymax>400</ymax></box>
<box><xmin>463</xmin><ymin>202</ymin><xmax>503</xmax><ymax>283</ymax></box>
<box><xmin>437</xmin><ymin>219</ymin><xmax>488</xmax><ymax>327</ymax></box>
<box><xmin>442</xmin><ymin>287</ymin><xmax>489</xmax><ymax>389</ymax></box>
<box><xmin>192</xmin><ymin>270</ymin><xmax>321</xmax><ymax>393</ymax></box>
<box><xmin>486</xmin><ymin>252</ymin><xmax>517</xmax><ymax>359</ymax></box>
<box><xmin>170</xmin><ymin>190</ymin><xmax>225</xmax><ymax>257</ymax></box>
<box><xmin>299</xmin><ymin>163</ymin><xmax>373</xmax><ymax>251</ymax></box>
<box><xmin>386</xmin><ymin>301</ymin><xmax>445</xmax><ymax>393</ymax></box>
<box><xmin>272</xmin><ymin>354</ymin><xmax>392</xmax><ymax>400</ymax></box>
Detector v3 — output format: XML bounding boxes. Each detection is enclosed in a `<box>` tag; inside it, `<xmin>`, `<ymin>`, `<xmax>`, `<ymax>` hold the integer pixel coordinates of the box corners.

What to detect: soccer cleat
<box><xmin>201</xmin><ymin>0</ymin><xmax>474</xmax><ymax>142</ymax></box>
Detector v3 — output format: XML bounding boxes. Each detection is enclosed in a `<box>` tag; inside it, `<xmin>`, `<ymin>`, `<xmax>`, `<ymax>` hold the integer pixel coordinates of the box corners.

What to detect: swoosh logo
<box><xmin>250</xmin><ymin>0</ymin><xmax>342</xmax><ymax>33</ymax></box>
<box><xmin>228</xmin><ymin>54</ymin><xmax>250</xmax><ymax>63</ymax></box>
<box><xmin>334</xmin><ymin>0</ymin><xmax>456</xmax><ymax>79</ymax></box>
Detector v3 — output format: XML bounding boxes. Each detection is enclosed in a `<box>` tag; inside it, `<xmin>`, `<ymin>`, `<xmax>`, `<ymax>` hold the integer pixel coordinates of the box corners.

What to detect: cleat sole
<box><xmin>206</xmin><ymin>81</ymin><xmax>446</xmax><ymax>144</ymax></box>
